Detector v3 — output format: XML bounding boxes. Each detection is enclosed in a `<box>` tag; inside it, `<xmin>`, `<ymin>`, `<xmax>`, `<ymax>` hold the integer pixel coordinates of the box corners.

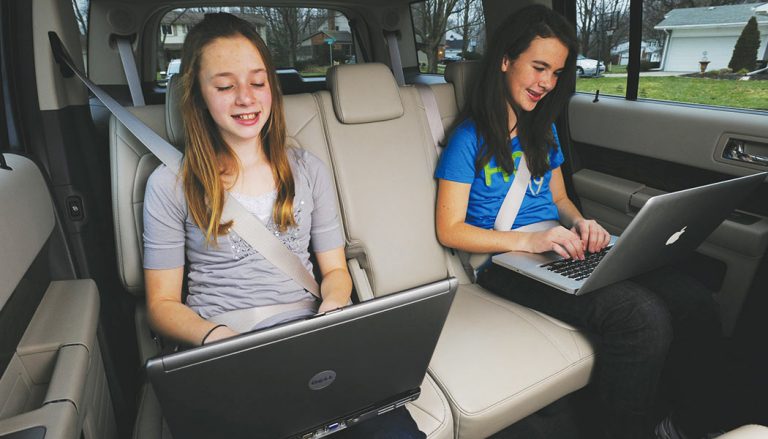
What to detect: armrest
<box><xmin>0</xmin><ymin>404</ymin><xmax>78</xmax><ymax>439</ymax></box>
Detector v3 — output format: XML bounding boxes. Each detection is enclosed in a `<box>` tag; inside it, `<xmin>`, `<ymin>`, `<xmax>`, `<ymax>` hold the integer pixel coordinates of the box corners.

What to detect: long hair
<box><xmin>462</xmin><ymin>5</ymin><xmax>578</xmax><ymax>178</ymax></box>
<box><xmin>179</xmin><ymin>13</ymin><xmax>295</xmax><ymax>243</ymax></box>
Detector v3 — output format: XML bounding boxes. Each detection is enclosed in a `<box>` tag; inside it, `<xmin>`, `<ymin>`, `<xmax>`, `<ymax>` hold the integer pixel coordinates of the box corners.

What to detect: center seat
<box><xmin>315</xmin><ymin>63</ymin><xmax>595</xmax><ymax>438</ymax></box>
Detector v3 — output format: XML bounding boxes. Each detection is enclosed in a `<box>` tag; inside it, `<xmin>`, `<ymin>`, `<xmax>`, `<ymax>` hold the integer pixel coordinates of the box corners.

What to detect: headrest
<box><xmin>326</xmin><ymin>63</ymin><xmax>404</xmax><ymax>124</ymax></box>
<box><xmin>445</xmin><ymin>61</ymin><xmax>482</xmax><ymax>111</ymax></box>
<box><xmin>165</xmin><ymin>74</ymin><xmax>185</xmax><ymax>148</ymax></box>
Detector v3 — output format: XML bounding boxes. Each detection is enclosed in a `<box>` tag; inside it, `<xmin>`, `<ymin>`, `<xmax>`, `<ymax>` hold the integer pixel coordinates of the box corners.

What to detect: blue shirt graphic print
<box><xmin>435</xmin><ymin>119</ymin><xmax>564</xmax><ymax>230</ymax></box>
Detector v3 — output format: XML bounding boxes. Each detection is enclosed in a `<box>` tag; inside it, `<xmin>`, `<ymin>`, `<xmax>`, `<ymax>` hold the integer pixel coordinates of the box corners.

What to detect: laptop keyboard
<box><xmin>540</xmin><ymin>246</ymin><xmax>611</xmax><ymax>281</ymax></box>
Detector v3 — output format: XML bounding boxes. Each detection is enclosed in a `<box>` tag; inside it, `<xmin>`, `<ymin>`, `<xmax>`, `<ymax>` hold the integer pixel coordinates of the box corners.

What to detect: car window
<box><xmin>640</xmin><ymin>1</ymin><xmax>767</xmax><ymax>111</ymax></box>
<box><xmin>410</xmin><ymin>0</ymin><xmax>486</xmax><ymax>75</ymax></box>
<box><xmin>575</xmin><ymin>0</ymin><xmax>767</xmax><ymax>112</ymax></box>
<box><xmin>156</xmin><ymin>6</ymin><xmax>357</xmax><ymax>85</ymax></box>
<box><xmin>72</xmin><ymin>0</ymin><xmax>89</xmax><ymax>72</ymax></box>
<box><xmin>575</xmin><ymin>1</ymin><xmax>629</xmax><ymax>98</ymax></box>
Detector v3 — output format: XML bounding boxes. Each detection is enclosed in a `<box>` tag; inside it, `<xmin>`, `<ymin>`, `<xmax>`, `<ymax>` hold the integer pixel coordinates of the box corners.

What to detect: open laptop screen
<box><xmin>146</xmin><ymin>278</ymin><xmax>457</xmax><ymax>439</ymax></box>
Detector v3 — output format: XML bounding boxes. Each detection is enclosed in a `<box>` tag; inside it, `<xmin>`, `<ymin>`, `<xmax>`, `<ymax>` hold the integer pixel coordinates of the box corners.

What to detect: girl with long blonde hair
<box><xmin>143</xmin><ymin>13</ymin><xmax>350</xmax><ymax>347</ymax></box>
<box><xmin>142</xmin><ymin>13</ymin><xmax>424</xmax><ymax>438</ymax></box>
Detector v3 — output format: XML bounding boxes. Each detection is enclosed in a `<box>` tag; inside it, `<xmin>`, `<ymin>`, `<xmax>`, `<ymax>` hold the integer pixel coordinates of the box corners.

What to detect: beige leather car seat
<box><xmin>719</xmin><ymin>425</ymin><xmax>768</xmax><ymax>438</ymax></box>
<box><xmin>318</xmin><ymin>63</ymin><xmax>595</xmax><ymax>438</ymax></box>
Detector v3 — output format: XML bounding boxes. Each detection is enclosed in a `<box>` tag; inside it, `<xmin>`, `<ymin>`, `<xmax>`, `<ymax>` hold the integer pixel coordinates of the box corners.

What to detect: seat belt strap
<box><xmin>220</xmin><ymin>193</ymin><xmax>320</xmax><ymax>297</ymax></box>
<box><xmin>457</xmin><ymin>154</ymin><xmax>533</xmax><ymax>281</ymax></box>
<box><xmin>48</xmin><ymin>32</ymin><xmax>321</xmax><ymax>297</ymax></box>
<box><xmin>415</xmin><ymin>84</ymin><xmax>444</xmax><ymax>157</ymax></box>
<box><xmin>115</xmin><ymin>36</ymin><xmax>146</xmax><ymax>107</ymax></box>
<box><xmin>494</xmin><ymin>154</ymin><xmax>531</xmax><ymax>231</ymax></box>
<box><xmin>384</xmin><ymin>31</ymin><xmax>405</xmax><ymax>86</ymax></box>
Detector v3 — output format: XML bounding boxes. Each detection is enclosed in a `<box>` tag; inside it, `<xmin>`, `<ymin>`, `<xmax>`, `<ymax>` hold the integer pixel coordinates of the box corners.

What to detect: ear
<box><xmin>501</xmin><ymin>55</ymin><xmax>510</xmax><ymax>73</ymax></box>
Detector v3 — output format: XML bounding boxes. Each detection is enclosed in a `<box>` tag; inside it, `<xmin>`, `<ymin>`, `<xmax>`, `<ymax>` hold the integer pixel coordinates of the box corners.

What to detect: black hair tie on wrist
<box><xmin>201</xmin><ymin>324</ymin><xmax>225</xmax><ymax>345</ymax></box>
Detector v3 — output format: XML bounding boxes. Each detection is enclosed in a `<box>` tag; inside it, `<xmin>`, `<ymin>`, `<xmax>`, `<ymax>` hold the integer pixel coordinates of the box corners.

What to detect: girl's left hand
<box><xmin>571</xmin><ymin>219</ymin><xmax>611</xmax><ymax>253</ymax></box>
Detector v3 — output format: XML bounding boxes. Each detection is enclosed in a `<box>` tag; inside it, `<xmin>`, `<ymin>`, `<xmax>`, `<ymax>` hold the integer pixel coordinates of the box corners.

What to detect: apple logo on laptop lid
<box><xmin>665</xmin><ymin>226</ymin><xmax>687</xmax><ymax>246</ymax></box>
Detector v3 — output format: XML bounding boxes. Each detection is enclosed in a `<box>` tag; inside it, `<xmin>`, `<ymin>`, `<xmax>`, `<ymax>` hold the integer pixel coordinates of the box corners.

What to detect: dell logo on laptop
<box><xmin>309</xmin><ymin>370</ymin><xmax>337</xmax><ymax>390</ymax></box>
<box><xmin>665</xmin><ymin>226</ymin><xmax>687</xmax><ymax>246</ymax></box>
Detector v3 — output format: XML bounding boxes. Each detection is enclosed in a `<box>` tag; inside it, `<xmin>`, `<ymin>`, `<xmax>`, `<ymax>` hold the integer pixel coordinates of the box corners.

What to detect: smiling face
<box><xmin>501</xmin><ymin>36</ymin><xmax>569</xmax><ymax>113</ymax></box>
<box><xmin>197</xmin><ymin>34</ymin><xmax>272</xmax><ymax>149</ymax></box>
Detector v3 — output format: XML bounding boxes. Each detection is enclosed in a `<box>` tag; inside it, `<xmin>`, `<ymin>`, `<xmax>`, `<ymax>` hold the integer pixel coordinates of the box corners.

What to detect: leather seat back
<box><xmin>317</xmin><ymin>63</ymin><xmax>449</xmax><ymax>296</ymax></box>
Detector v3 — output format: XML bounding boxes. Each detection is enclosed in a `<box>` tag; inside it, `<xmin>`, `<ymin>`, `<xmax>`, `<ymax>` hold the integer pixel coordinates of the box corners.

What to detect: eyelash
<box><xmin>215</xmin><ymin>83</ymin><xmax>265</xmax><ymax>92</ymax></box>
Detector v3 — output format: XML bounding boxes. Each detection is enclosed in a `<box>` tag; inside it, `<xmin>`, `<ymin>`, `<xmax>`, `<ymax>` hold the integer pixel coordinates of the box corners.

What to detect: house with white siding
<box><xmin>655</xmin><ymin>2</ymin><xmax>768</xmax><ymax>71</ymax></box>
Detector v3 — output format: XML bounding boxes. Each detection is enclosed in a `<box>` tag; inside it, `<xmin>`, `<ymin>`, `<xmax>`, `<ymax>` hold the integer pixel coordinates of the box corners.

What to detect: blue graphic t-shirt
<box><xmin>435</xmin><ymin>119</ymin><xmax>565</xmax><ymax>230</ymax></box>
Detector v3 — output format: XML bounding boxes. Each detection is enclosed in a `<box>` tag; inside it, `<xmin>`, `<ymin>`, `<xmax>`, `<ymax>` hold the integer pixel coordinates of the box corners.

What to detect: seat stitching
<box><xmin>290</xmin><ymin>111</ymin><xmax>316</xmax><ymax>138</ymax></box>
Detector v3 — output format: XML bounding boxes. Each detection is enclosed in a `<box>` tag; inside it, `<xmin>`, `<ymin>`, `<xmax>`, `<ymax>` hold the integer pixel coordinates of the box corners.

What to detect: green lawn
<box><xmin>575</xmin><ymin>76</ymin><xmax>768</xmax><ymax>111</ymax></box>
<box><xmin>606</xmin><ymin>64</ymin><xmax>627</xmax><ymax>74</ymax></box>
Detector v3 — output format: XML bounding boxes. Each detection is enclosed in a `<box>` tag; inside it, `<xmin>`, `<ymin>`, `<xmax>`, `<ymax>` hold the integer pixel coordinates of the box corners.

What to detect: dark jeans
<box><xmin>333</xmin><ymin>407</ymin><xmax>426</xmax><ymax>439</ymax></box>
<box><xmin>478</xmin><ymin>264</ymin><xmax>721</xmax><ymax>439</ymax></box>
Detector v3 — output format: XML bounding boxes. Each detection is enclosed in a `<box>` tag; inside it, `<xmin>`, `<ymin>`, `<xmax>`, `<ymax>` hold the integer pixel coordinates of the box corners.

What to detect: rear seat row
<box><xmin>112</xmin><ymin>61</ymin><xmax>594</xmax><ymax>438</ymax></box>
<box><xmin>111</xmin><ymin>62</ymin><xmax>596</xmax><ymax>438</ymax></box>
<box><xmin>2</xmin><ymin>60</ymin><xmax>764</xmax><ymax>438</ymax></box>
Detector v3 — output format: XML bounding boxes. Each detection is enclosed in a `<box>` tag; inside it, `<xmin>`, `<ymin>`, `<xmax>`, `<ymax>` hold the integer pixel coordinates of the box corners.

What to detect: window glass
<box><xmin>575</xmin><ymin>1</ymin><xmax>630</xmax><ymax>97</ymax></box>
<box><xmin>641</xmin><ymin>1</ymin><xmax>768</xmax><ymax>111</ymax></box>
<box><xmin>72</xmin><ymin>0</ymin><xmax>89</xmax><ymax>70</ymax></box>
<box><xmin>410</xmin><ymin>0</ymin><xmax>486</xmax><ymax>74</ymax></box>
<box><xmin>157</xmin><ymin>7</ymin><xmax>357</xmax><ymax>85</ymax></box>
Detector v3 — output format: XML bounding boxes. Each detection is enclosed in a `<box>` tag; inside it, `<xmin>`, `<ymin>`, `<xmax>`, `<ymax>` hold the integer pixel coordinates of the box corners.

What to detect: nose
<box><xmin>235</xmin><ymin>85</ymin><xmax>255</xmax><ymax>106</ymax></box>
<box><xmin>538</xmin><ymin>72</ymin><xmax>556</xmax><ymax>91</ymax></box>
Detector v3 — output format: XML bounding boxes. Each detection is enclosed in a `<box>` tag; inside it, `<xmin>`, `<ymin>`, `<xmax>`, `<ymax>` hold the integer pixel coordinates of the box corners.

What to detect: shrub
<box><xmin>728</xmin><ymin>16</ymin><xmax>761</xmax><ymax>72</ymax></box>
<box><xmin>461</xmin><ymin>51</ymin><xmax>482</xmax><ymax>61</ymax></box>
<box><xmin>293</xmin><ymin>60</ymin><xmax>313</xmax><ymax>71</ymax></box>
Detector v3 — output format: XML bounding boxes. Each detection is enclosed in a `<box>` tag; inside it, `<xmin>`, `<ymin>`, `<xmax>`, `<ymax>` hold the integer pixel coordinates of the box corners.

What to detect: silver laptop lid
<box><xmin>146</xmin><ymin>278</ymin><xmax>457</xmax><ymax>439</ymax></box>
<box><xmin>580</xmin><ymin>172</ymin><xmax>766</xmax><ymax>293</ymax></box>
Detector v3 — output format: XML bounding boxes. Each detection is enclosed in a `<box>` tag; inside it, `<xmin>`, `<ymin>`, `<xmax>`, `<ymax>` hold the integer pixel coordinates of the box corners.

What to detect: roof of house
<box><xmin>655</xmin><ymin>2</ymin><xmax>768</xmax><ymax>29</ymax></box>
<box><xmin>302</xmin><ymin>30</ymin><xmax>352</xmax><ymax>44</ymax></box>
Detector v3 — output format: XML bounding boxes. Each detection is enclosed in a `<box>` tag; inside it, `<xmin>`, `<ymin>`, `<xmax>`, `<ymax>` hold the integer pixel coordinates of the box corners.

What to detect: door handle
<box><xmin>723</xmin><ymin>139</ymin><xmax>768</xmax><ymax>166</ymax></box>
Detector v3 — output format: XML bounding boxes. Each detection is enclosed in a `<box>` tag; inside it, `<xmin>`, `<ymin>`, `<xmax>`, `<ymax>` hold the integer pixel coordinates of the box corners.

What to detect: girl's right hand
<box><xmin>525</xmin><ymin>226</ymin><xmax>585</xmax><ymax>260</ymax></box>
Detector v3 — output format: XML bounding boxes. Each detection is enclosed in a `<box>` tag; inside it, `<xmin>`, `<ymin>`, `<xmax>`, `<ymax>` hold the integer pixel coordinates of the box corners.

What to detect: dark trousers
<box><xmin>333</xmin><ymin>407</ymin><xmax>426</xmax><ymax>439</ymax></box>
<box><xmin>478</xmin><ymin>264</ymin><xmax>721</xmax><ymax>439</ymax></box>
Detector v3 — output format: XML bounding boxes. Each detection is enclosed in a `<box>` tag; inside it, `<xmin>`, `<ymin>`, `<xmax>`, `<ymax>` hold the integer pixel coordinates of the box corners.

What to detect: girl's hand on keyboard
<box><xmin>527</xmin><ymin>226</ymin><xmax>585</xmax><ymax>260</ymax></box>
<box><xmin>571</xmin><ymin>219</ymin><xmax>611</xmax><ymax>253</ymax></box>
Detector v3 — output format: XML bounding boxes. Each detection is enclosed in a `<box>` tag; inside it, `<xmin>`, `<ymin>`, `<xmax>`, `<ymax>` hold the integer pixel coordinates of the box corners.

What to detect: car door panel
<box><xmin>0</xmin><ymin>155</ymin><xmax>117</xmax><ymax>439</ymax></box>
<box><xmin>569</xmin><ymin>94</ymin><xmax>768</xmax><ymax>176</ymax></box>
<box><xmin>567</xmin><ymin>94</ymin><xmax>768</xmax><ymax>335</ymax></box>
<box><xmin>0</xmin><ymin>281</ymin><xmax>117</xmax><ymax>439</ymax></box>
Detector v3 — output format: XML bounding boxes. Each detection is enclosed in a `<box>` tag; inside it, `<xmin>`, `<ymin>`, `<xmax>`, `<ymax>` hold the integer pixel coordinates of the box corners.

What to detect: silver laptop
<box><xmin>492</xmin><ymin>172</ymin><xmax>766</xmax><ymax>295</ymax></box>
<box><xmin>146</xmin><ymin>278</ymin><xmax>457</xmax><ymax>439</ymax></box>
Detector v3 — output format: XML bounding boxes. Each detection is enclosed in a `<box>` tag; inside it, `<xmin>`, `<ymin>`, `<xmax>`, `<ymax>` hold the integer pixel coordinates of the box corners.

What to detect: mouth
<box><xmin>232</xmin><ymin>112</ymin><xmax>260</xmax><ymax>122</ymax></box>
<box><xmin>526</xmin><ymin>89</ymin><xmax>545</xmax><ymax>102</ymax></box>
